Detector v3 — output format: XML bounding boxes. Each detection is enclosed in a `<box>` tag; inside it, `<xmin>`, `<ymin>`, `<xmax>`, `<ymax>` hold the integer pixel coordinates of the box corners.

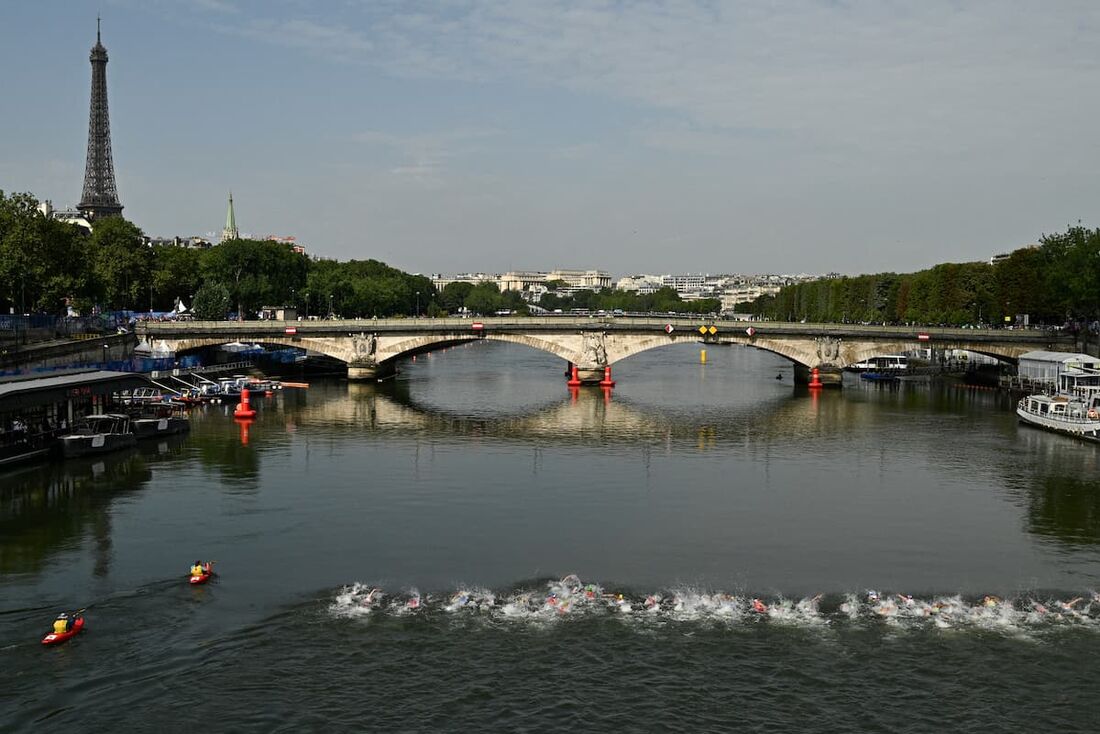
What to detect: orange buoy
<box><xmin>234</xmin><ymin>388</ymin><xmax>257</xmax><ymax>418</ymax></box>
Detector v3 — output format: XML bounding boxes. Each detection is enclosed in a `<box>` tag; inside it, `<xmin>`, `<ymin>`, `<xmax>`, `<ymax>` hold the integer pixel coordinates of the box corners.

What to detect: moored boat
<box><xmin>59</xmin><ymin>414</ymin><xmax>137</xmax><ymax>458</ymax></box>
<box><xmin>131</xmin><ymin>405</ymin><xmax>191</xmax><ymax>439</ymax></box>
<box><xmin>1016</xmin><ymin>391</ymin><xmax>1100</xmax><ymax>442</ymax></box>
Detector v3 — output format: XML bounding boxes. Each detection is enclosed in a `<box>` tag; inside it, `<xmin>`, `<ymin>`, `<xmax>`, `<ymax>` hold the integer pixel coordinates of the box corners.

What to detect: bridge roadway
<box><xmin>138</xmin><ymin>317</ymin><xmax>1073</xmax><ymax>387</ymax></box>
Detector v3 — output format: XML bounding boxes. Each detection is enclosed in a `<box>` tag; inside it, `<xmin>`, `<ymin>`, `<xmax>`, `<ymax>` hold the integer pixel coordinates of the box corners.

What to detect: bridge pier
<box><xmin>574</xmin><ymin>366</ymin><xmax>605</xmax><ymax>385</ymax></box>
<box><xmin>348</xmin><ymin>360</ymin><xmax>394</xmax><ymax>382</ymax></box>
<box><xmin>794</xmin><ymin>364</ymin><xmax>843</xmax><ymax>388</ymax></box>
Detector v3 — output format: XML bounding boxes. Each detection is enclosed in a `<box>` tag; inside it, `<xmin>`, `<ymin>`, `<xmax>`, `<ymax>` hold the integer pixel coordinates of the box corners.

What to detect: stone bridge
<box><xmin>137</xmin><ymin>317</ymin><xmax>1073</xmax><ymax>386</ymax></box>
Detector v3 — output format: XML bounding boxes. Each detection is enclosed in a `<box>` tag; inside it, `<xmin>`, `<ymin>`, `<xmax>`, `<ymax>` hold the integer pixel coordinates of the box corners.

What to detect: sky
<box><xmin>1</xmin><ymin>1</ymin><xmax>1098</xmax><ymax>277</ymax></box>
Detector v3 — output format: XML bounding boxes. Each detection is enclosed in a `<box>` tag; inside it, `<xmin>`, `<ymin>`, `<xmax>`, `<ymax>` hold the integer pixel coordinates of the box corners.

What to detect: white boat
<box><xmin>59</xmin><ymin>414</ymin><xmax>137</xmax><ymax>458</ymax></box>
<box><xmin>1016</xmin><ymin>391</ymin><xmax>1100</xmax><ymax>442</ymax></box>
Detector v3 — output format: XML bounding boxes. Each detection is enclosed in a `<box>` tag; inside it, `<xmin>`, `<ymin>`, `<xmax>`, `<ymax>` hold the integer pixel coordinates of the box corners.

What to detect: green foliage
<box><xmin>749</xmin><ymin>227</ymin><xmax>1100</xmax><ymax>326</ymax></box>
<box><xmin>200</xmin><ymin>238</ymin><xmax>308</xmax><ymax>318</ymax></box>
<box><xmin>0</xmin><ymin>191</ymin><xmax>98</xmax><ymax>314</ymax></box>
<box><xmin>539</xmin><ymin>286</ymin><xmax>719</xmax><ymax>315</ymax></box>
<box><xmin>90</xmin><ymin>217</ymin><xmax>151</xmax><ymax>311</ymax></box>
<box><xmin>192</xmin><ymin>282</ymin><xmax>230</xmax><ymax>320</ymax></box>
<box><xmin>439</xmin><ymin>281</ymin><xmax>475</xmax><ymax>312</ymax></box>
<box><xmin>150</xmin><ymin>245</ymin><xmax>202</xmax><ymax>311</ymax></box>
<box><xmin>304</xmin><ymin>258</ymin><xmax>436</xmax><ymax>318</ymax></box>
<box><xmin>465</xmin><ymin>282</ymin><xmax>503</xmax><ymax>315</ymax></box>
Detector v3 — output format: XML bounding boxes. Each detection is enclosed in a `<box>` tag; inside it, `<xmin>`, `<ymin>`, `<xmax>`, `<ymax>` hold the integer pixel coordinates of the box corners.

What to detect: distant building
<box><xmin>499</xmin><ymin>271</ymin><xmax>549</xmax><ymax>293</ymax></box>
<box><xmin>37</xmin><ymin>200</ymin><xmax>92</xmax><ymax>232</ymax></box>
<box><xmin>146</xmin><ymin>235</ymin><xmax>212</xmax><ymax>249</ymax></box>
<box><xmin>616</xmin><ymin>274</ymin><xmax>662</xmax><ymax>294</ymax></box>
<box><xmin>266</xmin><ymin>235</ymin><xmax>305</xmax><ymax>255</ymax></box>
<box><xmin>546</xmin><ymin>269</ymin><xmax>612</xmax><ymax>291</ymax></box>
<box><xmin>431</xmin><ymin>273</ymin><xmax>498</xmax><ymax>290</ymax></box>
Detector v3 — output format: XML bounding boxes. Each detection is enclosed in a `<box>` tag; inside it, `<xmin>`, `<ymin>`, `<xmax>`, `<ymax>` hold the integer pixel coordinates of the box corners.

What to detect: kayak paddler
<box><xmin>190</xmin><ymin>560</ymin><xmax>213</xmax><ymax>578</ymax></box>
<box><xmin>52</xmin><ymin>612</ymin><xmax>72</xmax><ymax>635</ymax></box>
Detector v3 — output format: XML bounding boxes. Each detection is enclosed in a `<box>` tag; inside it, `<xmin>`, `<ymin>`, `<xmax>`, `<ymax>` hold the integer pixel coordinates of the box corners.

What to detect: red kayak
<box><xmin>189</xmin><ymin>572</ymin><xmax>213</xmax><ymax>585</ymax></box>
<box><xmin>42</xmin><ymin>617</ymin><xmax>85</xmax><ymax>646</ymax></box>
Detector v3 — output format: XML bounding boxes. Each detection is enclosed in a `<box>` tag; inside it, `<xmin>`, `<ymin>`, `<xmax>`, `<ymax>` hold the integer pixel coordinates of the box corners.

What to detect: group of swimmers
<box><xmin>337</xmin><ymin>575</ymin><xmax>1100</xmax><ymax>628</ymax></box>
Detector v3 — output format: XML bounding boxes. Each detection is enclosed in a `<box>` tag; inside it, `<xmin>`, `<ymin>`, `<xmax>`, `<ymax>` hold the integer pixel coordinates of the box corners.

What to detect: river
<box><xmin>3</xmin><ymin>342</ymin><xmax>1100</xmax><ymax>731</ymax></box>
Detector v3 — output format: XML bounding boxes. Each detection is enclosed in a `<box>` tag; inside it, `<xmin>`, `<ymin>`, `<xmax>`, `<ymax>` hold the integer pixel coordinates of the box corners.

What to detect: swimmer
<box><xmin>751</xmin><ymin>598</ymin><xmax>768</xmax><ymax>614</ymax></box>
<box><xmin>644</xmin><ymin>594</ymin><xmax>661</xmax><ymax>611</ymax></box>
<box><xmin>406</xmin><ymin>593</ymin><xmax>421</xmax><ymax>610</ymax></box>
<box><xmin>1057</xmin><ymin>597</ymin><xmax>1083</xmax><ymax>615</ymax></box>
<box><xmin>982</xmin><ymin>595</ymin><xmax>1001</xmax><ymax>608</ymax></box>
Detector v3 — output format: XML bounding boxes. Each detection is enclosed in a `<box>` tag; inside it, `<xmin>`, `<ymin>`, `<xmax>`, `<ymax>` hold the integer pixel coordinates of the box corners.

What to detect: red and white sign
<box><xmin>664</xmin><ymin>323</ymin><xmax>675</xmax><ymax>334</ymax></box>
<box><xmin>745</xmin><ymin>326</ymin><xmax>756</xmax><ymax>337</ymax></box>
<box><xmin>284</xmin><ymin>326</ymin><xmax>298</xmax><ymax>335</ymax></box>
<box><xmin>917</xmin><ymin>332</ymin><xmax>931</xmax><ymax>341</ymax></box>
<box><xmin>471</xmin><ymin>322</ymin><xmax>485</xmax><ymax>331</ymax></box>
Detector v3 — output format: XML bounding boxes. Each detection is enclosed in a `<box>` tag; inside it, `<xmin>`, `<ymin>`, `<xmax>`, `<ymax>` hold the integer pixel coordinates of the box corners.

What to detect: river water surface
<box><xmin>3</xmin><ymin>342</ymin><xmax>1100</xmax><ymax>731</ymax></box>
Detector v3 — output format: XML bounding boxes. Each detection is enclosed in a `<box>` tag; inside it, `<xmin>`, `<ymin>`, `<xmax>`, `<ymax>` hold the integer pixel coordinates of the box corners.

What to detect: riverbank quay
<box><xmin>0</xmin><ymin>370</ymin><xmax>151</xmax><ymax>467</ymax></box>
<box><xmin>0</xmin><ymin>332</ymin><xmax>136</xmax><ymax>374</ymax></box>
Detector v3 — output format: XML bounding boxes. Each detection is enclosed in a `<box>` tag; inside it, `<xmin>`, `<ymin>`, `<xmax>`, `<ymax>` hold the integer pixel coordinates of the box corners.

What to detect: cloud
<box><xmin>239</xmin><ymin>18</ymin><xmax>372</xmax><ymax>60</ymax></box>
<box><xmin>351</xmin><ymin>127</ymin><xmax>502</xmax><ymax>185</ymax></box>
<box><xmin>263</xmin><ymin>0</ymin><xmax>1100</xmax><ymax>161</ymax></box>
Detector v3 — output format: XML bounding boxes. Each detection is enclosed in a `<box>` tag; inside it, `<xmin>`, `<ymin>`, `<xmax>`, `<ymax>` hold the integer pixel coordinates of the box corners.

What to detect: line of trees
<box><xmin>538</xmin><ymin>285</ymin><xmax>720</xmax><ymax>315</ymax></box>
<box><xmin>0</xmin><ymin>191</ymin><xmax>439</xmax><ymax>320</ymax></box>
<box><xmin>749</xmin><ymin>225</ymin><xmax>1100</xmax><ymax>328</ymax></box>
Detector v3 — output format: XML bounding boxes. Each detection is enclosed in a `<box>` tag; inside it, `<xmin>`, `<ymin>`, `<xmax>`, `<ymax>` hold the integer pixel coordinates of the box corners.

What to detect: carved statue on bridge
<box><xmin>814</xmin><ymin>336</ymin><xmax>842</xmax><ymax>365</ymax></box>
<box><xmin>352</xmin><ymin>332</ymin><xmax>377</xmax><ymax>360</ymax></box>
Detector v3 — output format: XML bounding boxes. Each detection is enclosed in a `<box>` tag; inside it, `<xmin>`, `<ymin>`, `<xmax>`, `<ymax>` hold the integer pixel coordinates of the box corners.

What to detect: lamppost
<box><xmin>415</xmin><ymin>291</ymin><xmax>420</xmax><ymax>318</ymax></box>
<box><xmin>304</xmin><ymin>291</ymin><xmax>309</xmax><ymax>320</ymax></box>
<box><xmin>328</xmin><ymin>294</ymin><xmax>334</xmax><ymax>319</ymax></box>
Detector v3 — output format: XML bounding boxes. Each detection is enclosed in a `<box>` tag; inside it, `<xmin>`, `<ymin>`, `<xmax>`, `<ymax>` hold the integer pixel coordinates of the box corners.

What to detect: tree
<box><xmin>192</xmin><ymin>282</ymin><xmax>230</xmax><ymax>320</ymax></box>
<box><xmin>89</xmin><ymin>216</ymin><xmax>151</xmax><ymax>311</ymax></box>
<box><xmin>200</xmin><ymin>239</ymin><xmax>308</xmax><ymax>319</ymax></box>
<box><xmin>150</xmin><ymin>246</ymin><xmax>202</xmax><ymax>312</ymax></box>
<box><xmin>465</xmin><ymin>282</ymin><xmax>502</xmax><ymax>315</ymax></box>
<box><xmin>440</xmin><ymin>281</ymin><xmax>475</xmax><ymax>313</ymax></box>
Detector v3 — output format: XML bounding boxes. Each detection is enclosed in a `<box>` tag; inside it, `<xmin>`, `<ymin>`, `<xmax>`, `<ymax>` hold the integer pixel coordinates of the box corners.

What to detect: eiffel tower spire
<box><xmin>78</xmin><ymin>17</ymin><xmax>123</xmax><ymax>220</ymax></box>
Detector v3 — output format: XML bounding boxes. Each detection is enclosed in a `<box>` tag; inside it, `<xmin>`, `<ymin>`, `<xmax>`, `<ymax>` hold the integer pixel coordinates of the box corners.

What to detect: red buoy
<box><xmin>808</xmin><ymin>367</ymin><xmax>823</xmax><ymax>389</ymax></box>
<box><xmin>598</xmin><ymin>365</ymin><xmax>616</xmax><ymax>388</ymax></box>
<box><xmin>567</xmin><ymin>364</ymin><xmax>582</xmax><ymax>387</ymax></box>
<box><xmin>234</xmin><ymin>388</ymin><xmax>256</xmax><ymax>418</ymax></box>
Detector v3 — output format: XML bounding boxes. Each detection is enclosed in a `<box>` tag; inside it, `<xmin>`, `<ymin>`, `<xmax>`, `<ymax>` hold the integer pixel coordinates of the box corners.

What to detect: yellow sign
<box><xmin>698</xmin><ymin>325</ymin><xmax>708</xmax><ymax>335</ymax></box>
<box><xmin>708</xmin><ymin>326</ymin><xmax>717</xmax><ymax>335</ymax></box>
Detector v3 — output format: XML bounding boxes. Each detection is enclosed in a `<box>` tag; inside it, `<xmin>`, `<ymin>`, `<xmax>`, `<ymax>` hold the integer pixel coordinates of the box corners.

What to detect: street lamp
<box><xmin>304</xmin><ymin>291</ymin><xmax>309</xmax><ymax>320</ymax></box>
<box><xmin>415</xmin><ymin>291</ymin><xmax>420</xmax><ymax>318</ymax></box>
<box><xmin>329</xmin><ymin>294</ymin><xmax>334</xmax><ymax>319</ymax></box>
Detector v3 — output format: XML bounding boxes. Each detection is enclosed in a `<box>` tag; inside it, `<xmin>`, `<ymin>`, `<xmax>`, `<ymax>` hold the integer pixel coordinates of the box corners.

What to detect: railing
<box><xmin>149</xmin><ymin>360</ymin><xmax>255</xmax><ymax>380</ymax></box>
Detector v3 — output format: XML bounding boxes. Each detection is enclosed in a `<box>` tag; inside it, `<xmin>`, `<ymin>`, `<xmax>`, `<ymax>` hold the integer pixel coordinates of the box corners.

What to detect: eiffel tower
<box><xmin>78</xmin><ymin>18</ymin><xmax>123</xmax><ymax>220</ymax></box>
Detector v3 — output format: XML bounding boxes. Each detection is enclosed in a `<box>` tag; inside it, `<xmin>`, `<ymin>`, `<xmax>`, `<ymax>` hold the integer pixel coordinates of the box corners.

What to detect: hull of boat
<box><xmin>132</xmin><ymin>417</ymin><xmax>191</xmax><ymax>439</ymax></box>
<box><xmin>1016</xmin><ymin>406</ymin><xmax>1100</xmax><ymax>442</ymax></box>
<box><xmin>60</xmin><ymin>433</ymin><xmax>138</xmax><ymax>458</ymax></box>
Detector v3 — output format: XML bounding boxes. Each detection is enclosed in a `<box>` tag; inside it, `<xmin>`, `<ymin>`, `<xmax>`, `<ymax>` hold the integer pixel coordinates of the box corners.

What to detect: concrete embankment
<box><xmin>0</xmin><ymin>332</ymin><xmax>137</xmax><ymax>371</ymax></box>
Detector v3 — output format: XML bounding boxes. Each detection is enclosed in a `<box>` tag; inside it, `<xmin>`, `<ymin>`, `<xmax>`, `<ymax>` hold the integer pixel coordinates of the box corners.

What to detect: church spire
<box><xmin>221</xmin><ymin>191</ymin><xmax>239</xmax><ymax>242</ymax></box>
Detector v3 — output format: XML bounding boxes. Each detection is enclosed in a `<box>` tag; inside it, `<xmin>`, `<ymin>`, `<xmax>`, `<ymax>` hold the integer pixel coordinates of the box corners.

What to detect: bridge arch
<box><xmin>158</xmin><ymin>336</ymin><xmax>358</xmax><ymax>364</ymax></box>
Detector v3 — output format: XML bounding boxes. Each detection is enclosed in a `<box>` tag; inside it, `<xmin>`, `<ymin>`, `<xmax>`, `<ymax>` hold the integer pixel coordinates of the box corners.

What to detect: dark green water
<box><xmin>3</xmin><ymin>342</ymin><xmax>1100</xmax><ymax>732</ymax></box>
